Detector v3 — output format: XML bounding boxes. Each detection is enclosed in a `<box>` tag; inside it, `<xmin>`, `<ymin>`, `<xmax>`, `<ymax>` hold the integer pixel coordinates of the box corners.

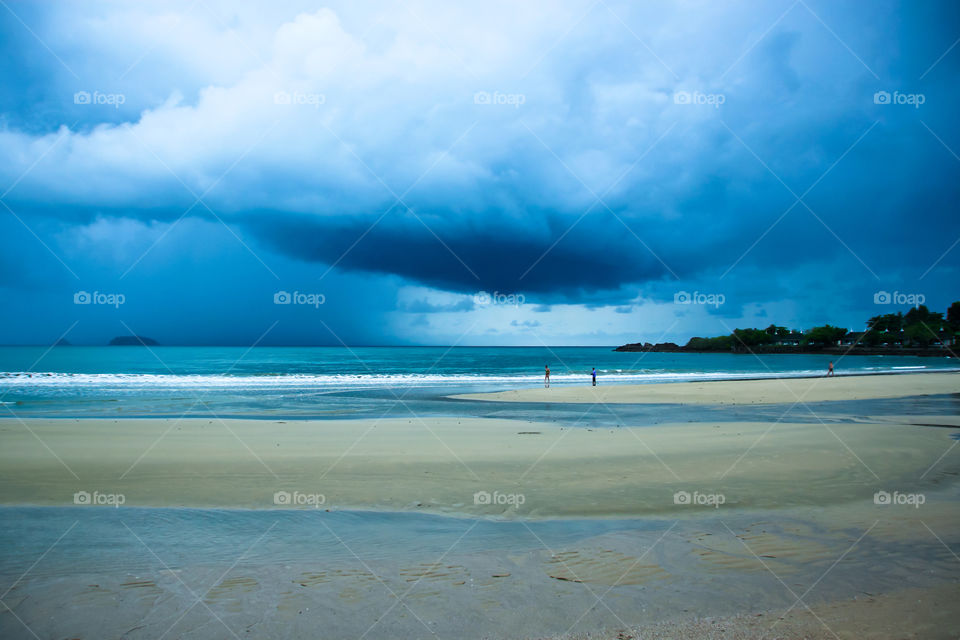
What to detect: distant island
<box><xmin>616</xmin><ymin>302</ymin><xmax>959</xmax><ymax>357</ymax></box>
<box><xmin>108</xmin><ymin>336</ymin><xmax>159</xmax><ymax>346</ymax></box>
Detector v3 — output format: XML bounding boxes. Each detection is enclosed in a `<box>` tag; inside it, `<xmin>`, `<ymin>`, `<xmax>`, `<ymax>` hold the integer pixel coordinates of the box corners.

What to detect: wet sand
<box><xmin>3</xmin><ymin>492</ymin><xmax>957</xmax><ymax>640</ymax></box>
<box><xmin>548</xmin><ymin>583</ymin><xmax>960</xmax><ymax>640</ymax></box>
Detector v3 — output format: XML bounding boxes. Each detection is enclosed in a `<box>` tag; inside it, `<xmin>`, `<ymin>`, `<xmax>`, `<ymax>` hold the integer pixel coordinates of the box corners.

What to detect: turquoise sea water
<box><xmin>0</xmin><ymin>346</ymin><xmax>955</xmax><ymax>417</ymax></box>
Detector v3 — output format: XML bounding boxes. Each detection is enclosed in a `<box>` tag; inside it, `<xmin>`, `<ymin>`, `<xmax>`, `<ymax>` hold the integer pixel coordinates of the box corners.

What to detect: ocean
<box><xmin>0</xmin><ymin>346</ymin><xmax>955</xmax><ymax>418</ymax></box>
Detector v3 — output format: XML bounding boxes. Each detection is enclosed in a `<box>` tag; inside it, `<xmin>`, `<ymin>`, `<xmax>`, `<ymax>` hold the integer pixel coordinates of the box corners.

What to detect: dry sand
<box><xmin>0</xmin><ymin>413</ymin><xmax>956</xmax><ymax>518</ymax></box>
<box><xmin>451</xmin><ymin>371</ymin><xmax>960</xmax><ymax>405</ymax></box>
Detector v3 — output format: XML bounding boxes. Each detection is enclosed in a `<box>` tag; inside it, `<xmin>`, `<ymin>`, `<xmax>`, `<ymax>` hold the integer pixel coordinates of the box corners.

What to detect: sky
<box><xmin>0</xmin><ymin>0</ymin><xmax>957</xmax><ymax>346</ymax></box>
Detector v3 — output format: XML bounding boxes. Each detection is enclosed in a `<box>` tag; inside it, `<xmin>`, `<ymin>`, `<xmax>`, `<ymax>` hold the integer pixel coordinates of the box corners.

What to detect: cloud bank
<box><xmin>0</xmin><ymin>0</ymin><xmax>957</xmax><ymax>344</ymax></box>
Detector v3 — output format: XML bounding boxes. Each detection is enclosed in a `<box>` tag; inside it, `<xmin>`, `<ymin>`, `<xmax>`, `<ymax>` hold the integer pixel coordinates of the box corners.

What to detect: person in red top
<box><xmin>544</xmin><ymin>365</ymin><xmax>550</xmax><ymax>388</ymax></box>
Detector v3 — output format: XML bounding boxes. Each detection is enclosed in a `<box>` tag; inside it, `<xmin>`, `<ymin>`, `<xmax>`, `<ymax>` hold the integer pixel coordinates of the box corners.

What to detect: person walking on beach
<box><xmin>591</xmin><ymin>367</ymin><xmax>597</xmax><ymax>386</ymax></box>
<box><xmin>827</xmin><ymin>361</ymin><xmax>834</xmax><ymax>377</ymax></box>
<box><xmin>544</xmin><ymin>365</ymin><xmax>551</xmax><ymax>388</ymax></box>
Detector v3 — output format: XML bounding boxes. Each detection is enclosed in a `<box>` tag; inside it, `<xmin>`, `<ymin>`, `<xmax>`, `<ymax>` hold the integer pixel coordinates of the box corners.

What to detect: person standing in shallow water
<box><xmin>544</xmin><ymin>365</ymin><xmax>550</xmax><ymax>388</ymax></box>
<box><xmin>827</xmin><ymin>361</ymin><xmax>834</xmax><ymax>377</ymax></box>
<box><xmin>591</xmin><ymin>367</ymin><xmax>597</xmax><ymax>386</ymax></box>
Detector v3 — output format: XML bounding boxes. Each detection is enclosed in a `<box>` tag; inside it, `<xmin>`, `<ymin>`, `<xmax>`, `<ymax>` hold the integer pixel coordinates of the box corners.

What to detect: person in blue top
<box><xmin>591</xmin><ymin>367</ymin><xmax>597</xmax><ymax>386</ymax></box>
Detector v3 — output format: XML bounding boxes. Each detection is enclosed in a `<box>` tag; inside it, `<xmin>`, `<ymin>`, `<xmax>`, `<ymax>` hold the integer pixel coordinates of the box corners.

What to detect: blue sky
<box><xmin>0</xmin><ymin>0</ymin><xmax>957</xmax><ymax>345</ymax></box>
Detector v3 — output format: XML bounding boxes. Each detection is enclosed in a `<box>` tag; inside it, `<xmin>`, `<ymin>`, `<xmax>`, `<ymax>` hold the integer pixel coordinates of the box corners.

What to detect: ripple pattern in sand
<box><xmin>689</xmin><ymin>523</ymin><xmax>837</xmax><ymax>573</ymax></box>
<box><xmin>543</xmin><ymin>549</ymin><xmax>667</xmax><ymax>585</ymax></box>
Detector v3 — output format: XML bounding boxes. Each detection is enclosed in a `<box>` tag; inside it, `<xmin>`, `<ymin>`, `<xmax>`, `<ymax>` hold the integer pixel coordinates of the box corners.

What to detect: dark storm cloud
<box><xmin>247</xmin><ymin>210</ymin><xmax>680</xmax><ymax>297</ymax></box>
<box><xmin>0</xmin><ymin>0</ymin><xmax>958</xmax><ymax>344</ymax></box>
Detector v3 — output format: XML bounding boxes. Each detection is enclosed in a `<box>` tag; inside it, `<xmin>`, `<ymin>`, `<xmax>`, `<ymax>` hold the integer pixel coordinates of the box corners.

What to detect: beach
<box><xmin>1</xmin><ymin>371</ymin><xmax>958</xmax><ymax>639</ymax></box>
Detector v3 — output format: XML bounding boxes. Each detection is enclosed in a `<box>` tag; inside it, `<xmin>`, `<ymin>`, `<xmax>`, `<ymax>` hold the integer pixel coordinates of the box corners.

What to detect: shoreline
<box><xmin>7</xmin><ymin>368</ymin><xmax>960</xmax><ymax>422</ymax></box>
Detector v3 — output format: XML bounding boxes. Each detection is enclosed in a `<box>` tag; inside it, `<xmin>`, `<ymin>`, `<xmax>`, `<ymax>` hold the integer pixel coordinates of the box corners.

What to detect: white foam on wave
<box><xmin>0</xmin><ymin>366</ymin><xmax>952</xmax><ymax>390</ymax></box>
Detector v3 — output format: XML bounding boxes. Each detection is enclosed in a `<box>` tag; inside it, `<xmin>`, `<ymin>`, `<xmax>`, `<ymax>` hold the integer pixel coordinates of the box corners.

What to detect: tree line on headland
<box><xmin>615</xmin><ymin>302</ymin><xmax>960</xmax><ymax>356</ymax></box>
